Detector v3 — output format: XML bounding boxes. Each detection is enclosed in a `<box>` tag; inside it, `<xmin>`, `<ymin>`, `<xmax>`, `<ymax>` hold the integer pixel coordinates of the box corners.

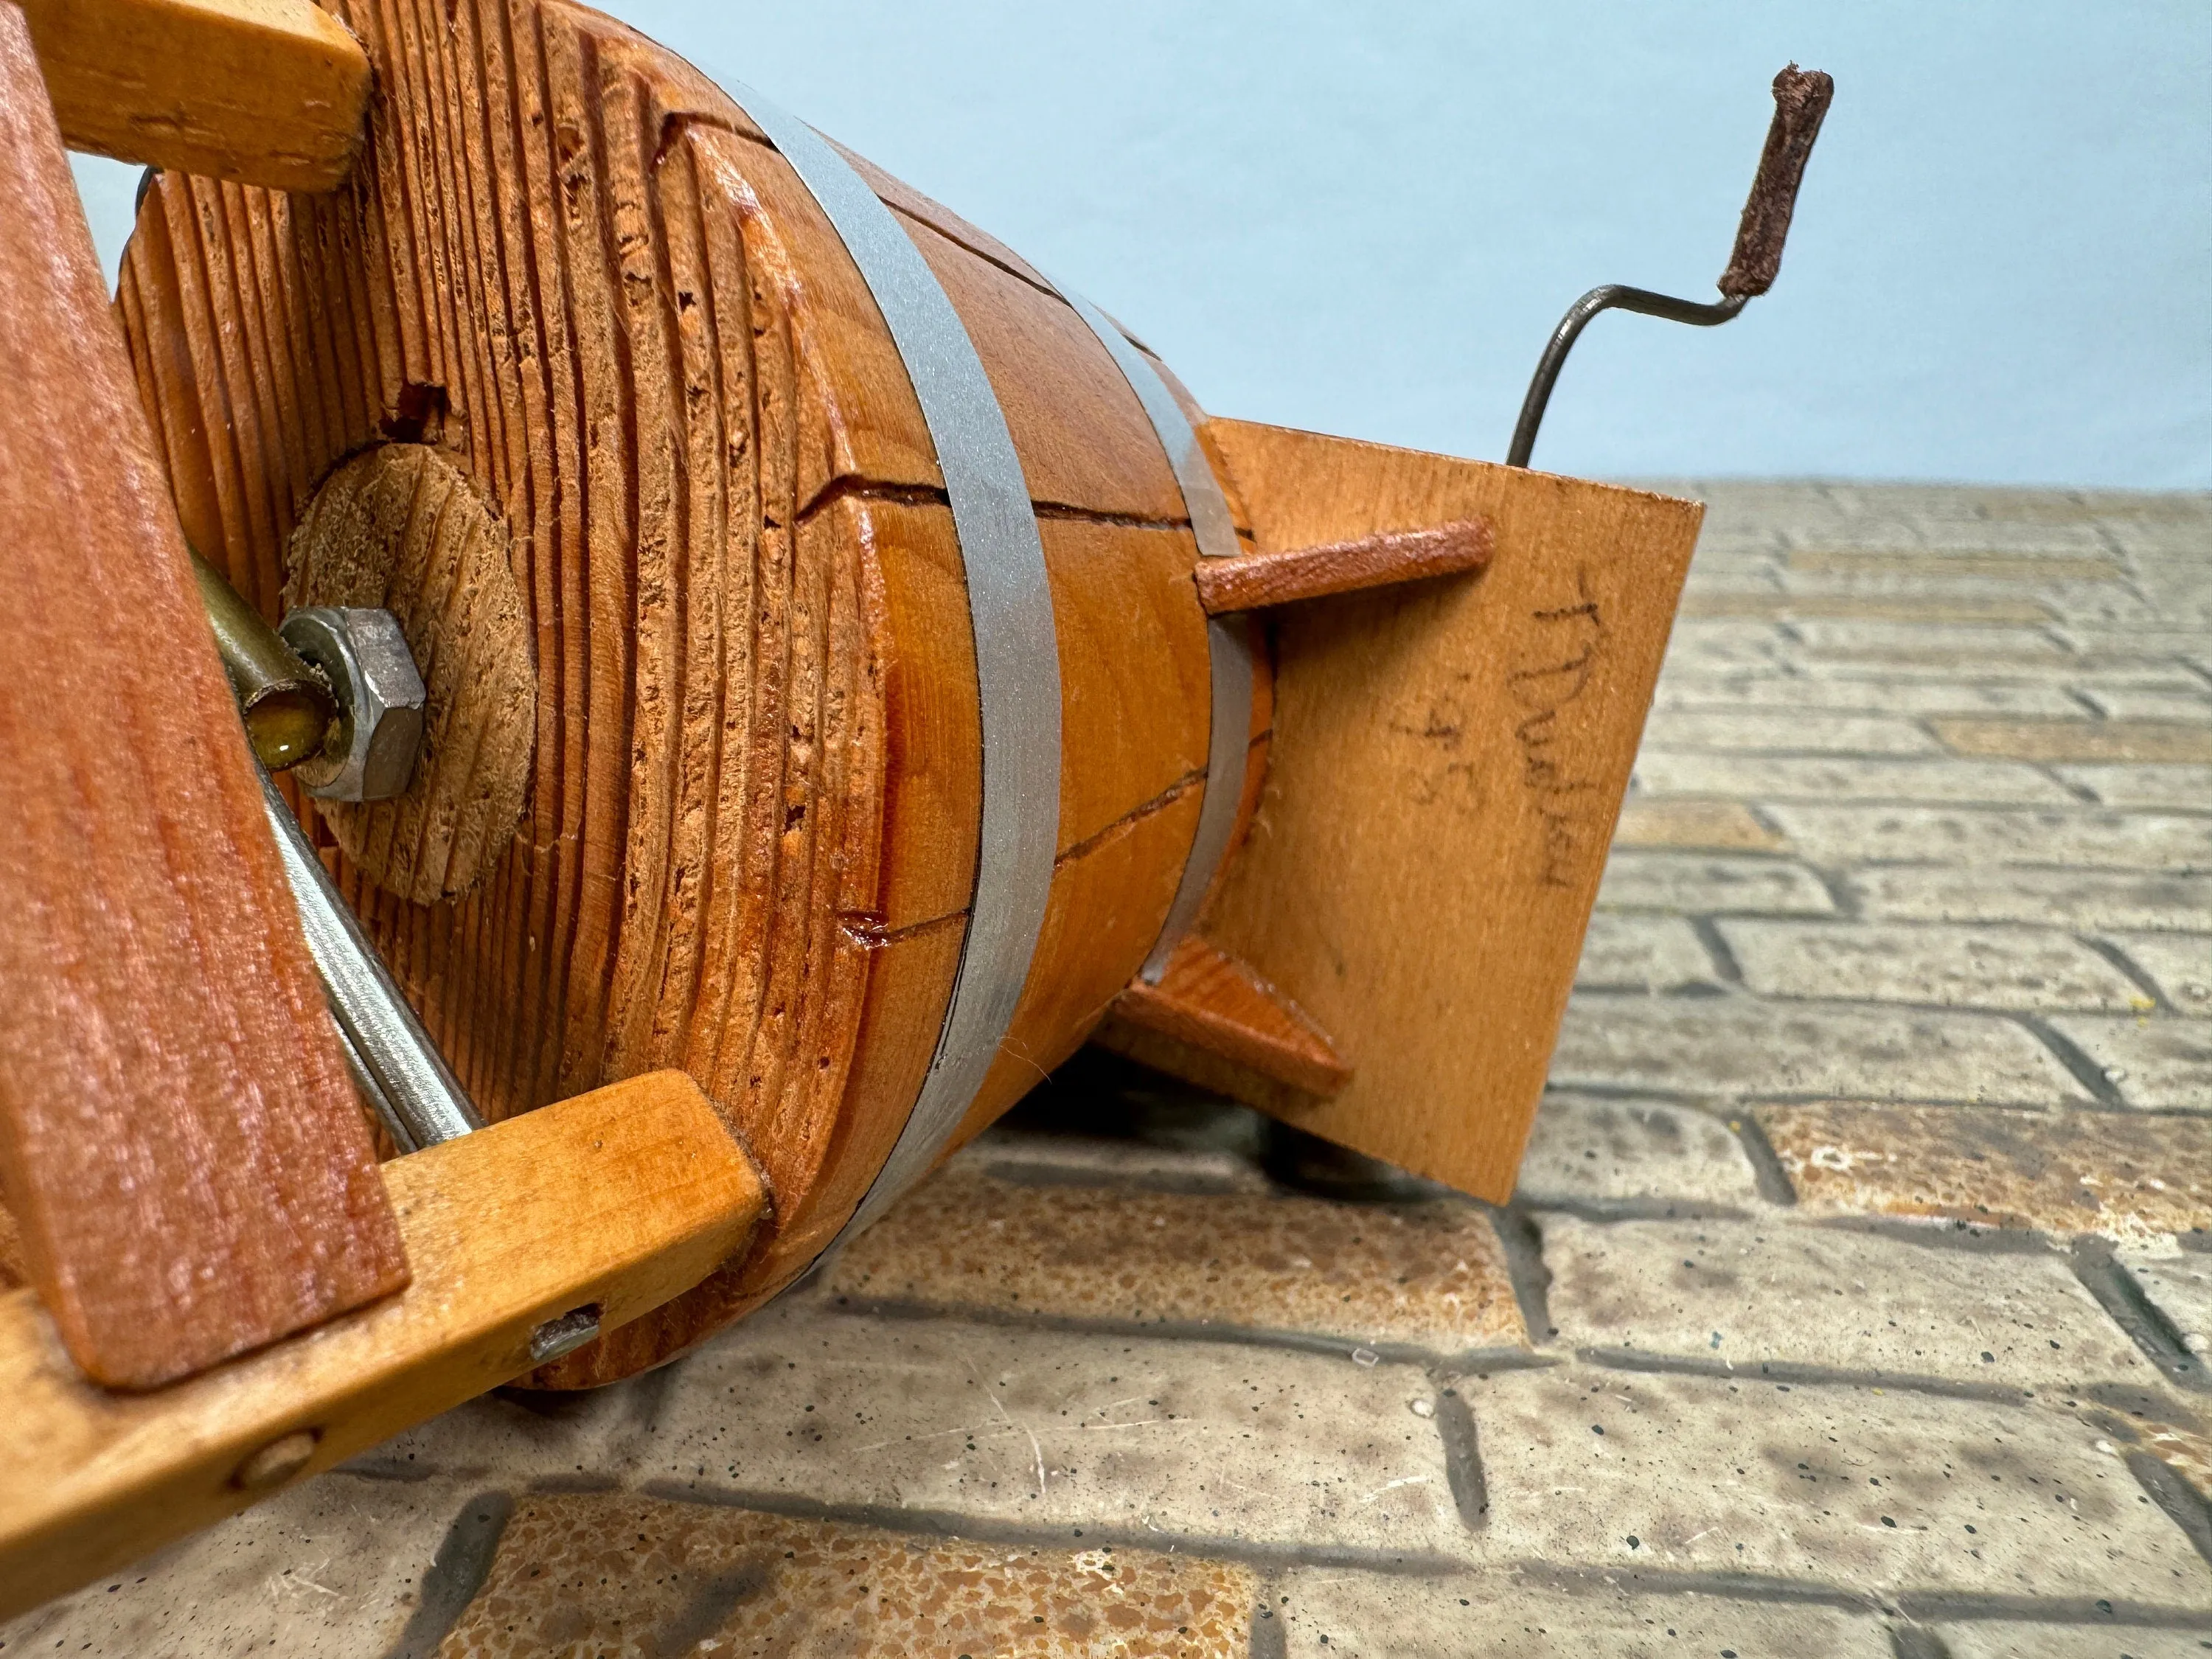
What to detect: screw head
<box><xmin>529</xmin><ymin>1304</ymin><xmax>602</xmax><ymax>1366</ymax></box>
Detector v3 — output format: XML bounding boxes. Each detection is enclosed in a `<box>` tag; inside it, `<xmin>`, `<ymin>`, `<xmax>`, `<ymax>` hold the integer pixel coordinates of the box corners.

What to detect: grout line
<box><xmin>633</xmin><ymin>1481</ymin><xmax>1473</xmax><ymax>1577</ymax></box>
<box><xmin>2014</xmin><ymin>1013</ymin><xmax>2130</xmax><ymax>1107</ymax></box>
<box><xmin>1515</xmin><ymin>1195</ymin><xmax>1756</xmax><ymax>1224</ymax></box>
<box><xmin>1810</xmin><ymin>1214</ymin><xmax>2059</xmax><ymax>1256</ymax></box>
<box><xmin>1509</xmin><ymin>1560</ymin><xmax>1878</xmax><ymax>1613</ymax></box>
<box><xmin>2079</xmin><ymin>934</ymin><xmax>2177</xmax><ymax>1012</ymax></box>
<box><xmin>2127</xmin><ymin>1449</ymin><xmax>2212</xmax><ymax>1571</ymax></box>
<box><xmin>1551</xmin><ymin>1080</ymin><xmax>2208</xmax><ymax>1124</ymax></box>
<box><xmin>1430</xmin><ymin>1388</ymin><xmax>1489</xmax><ymax>1532</ymax></box>
<box><xmin>1485</xmin><ymin>1207</ymin><xmax>1557</xmax><ymax>1346</ymax></box>
<box><xmin>1893</xmin><ymin>1590</ymin><xmax>2212</xmax><ymax>1628</ymax></box>
<box><xmin>823</xmin><ymin>1295</ymin><xmax>1550</xmax><ymax>1375</ymax></box>
<box><xmin>1688</xmin><ymin>915</ymin><xmax>1745</xmax><ymax>984</ymax></box>
<box><xmin>1249</xmin><ymin>1574</ymin><xmax>1290</xmax><ymax>1659</ymax></box>
<box><xmin>1726</xmin><ymin>1110</ymin><xmax>1800</xmax><ymax>1207</ymax></box>
<box><xmin>2039</xmin><ymin>762</ymin><xmax>2105</xmax><ymax>804</ymax></box>
<box><xmin>1888</xmin><ymin>1624</ymin><xmax>1955</xmax><ymax>1659</ymax></box>
<box><xmin>2070</xmin><ymin>1239</ymin><xmax>2211</xmax><ymax>1395</ymax></box>
<box><xmin>379</xmin><ymin>1489</ymin><xmax>514</xmax><ymax>1659</ymax></box>
<box><xmin>1576</xmin><ymin>1347</ymin><xmax>2033</xmax><ymax>1406</ymax></box>
<box><xmin>1571</xmin><ymin>981</ymin><xmax>2186</xmax><ymax>1034</ymax></box>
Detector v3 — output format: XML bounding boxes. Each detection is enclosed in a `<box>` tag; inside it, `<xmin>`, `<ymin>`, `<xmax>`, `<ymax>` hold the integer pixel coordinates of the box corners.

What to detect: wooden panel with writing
<box><xmin>1189</xmin><ymin>420</ymin><xmax>1702</xmax><ymax>1201</ymax></box>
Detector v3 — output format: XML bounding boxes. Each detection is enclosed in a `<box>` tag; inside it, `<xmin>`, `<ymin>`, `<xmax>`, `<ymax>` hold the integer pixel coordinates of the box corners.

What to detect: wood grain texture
<box><xmin>0</xmin><ymin>0</ymin><xmax>404</xmax><ymax>1391</ymax></box>
<box><xmin>1109</xmin><ymin>935</ymin><xmax>1348</xmax><ymax>1098</ymax></box>
<box><xmin>0</xmin><ymin>1070</ymin><xmax>762</xmax><ymax>1621</ymax></box>
<box><xmin>19</xmin><ymin>0</ymin><xmax>369</xmax><ymax>190</ymax></box>
<box><xmin>1194</xmin><ymin>518</ymin><xmax>1492</xmax><ymax>615</ymax></box>
<box><xmin>287</xmin><ymin>443</ymin><xmax>535</xmax><ymax>902</ymax></box>
<box><xmin>1185</xmin><ymin>420</ymin><xmax>1702</xmax><ymax>1202</ymax></box>
<box><xmin>115</xmin><ymin>0</ymin><xmax>1221</xmax><ymax>1384</ymax></box>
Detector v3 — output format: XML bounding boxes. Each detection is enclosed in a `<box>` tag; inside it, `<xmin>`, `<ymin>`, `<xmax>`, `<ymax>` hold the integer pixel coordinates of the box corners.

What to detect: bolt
<box><xmin>191</xmin><ymin>550</ymin><xmax>337</xmax><ymax>771</ymax></box>
<box><xmin>279</xmin><ymin>607</ymin><xmax>426</xmax><ymax>801</ymax></box>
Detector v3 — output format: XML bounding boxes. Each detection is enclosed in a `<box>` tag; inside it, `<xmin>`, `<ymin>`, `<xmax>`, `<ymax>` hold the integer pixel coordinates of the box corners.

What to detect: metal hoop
<box><xmin>1054</xmin><ymin>291</ymin><xmax>1253</xmax><ymax>983</ymax></box>
<box><xmin>725</xmin><ymin>86</ymin><xmax>1062</xmax><ymax>1245</ymax></box>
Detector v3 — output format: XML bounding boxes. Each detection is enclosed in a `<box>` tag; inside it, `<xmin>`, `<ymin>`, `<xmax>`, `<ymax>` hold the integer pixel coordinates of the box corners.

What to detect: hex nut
<box><xmin>278</xmin><ymin>607</ymin><xmax>426</xmax><ymax>802</ymax></box>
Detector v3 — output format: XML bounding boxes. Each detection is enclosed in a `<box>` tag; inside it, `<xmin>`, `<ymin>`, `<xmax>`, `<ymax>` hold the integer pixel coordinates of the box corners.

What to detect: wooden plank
<box><xmin>0</xmin><ymin>0</ymin><xmax>405</xmax><ymax>1391</ymax></box>
<box><xmin>1187</xmin><ymin>420</ymin><xmax>1702</xmax><ymax>1202</ymax></box>
<box><xmin>1194</xmin><ymin>518</ymin><xmax>1492</xmax><ymax>615</ymax></box>
<box><xmin>20</xmin><ymin>0</ymin><xmax>370</xmax><ymax>191</ymax></box>
<box><xmin>1110</xmin><ymin>934</ymin><xmax>1349</xmax><ymax>1097</ymax></box>
<box><xmin>0</xmin><ymin>1070</ymin><xmax>765</xmax><ymax>1621</ymax></box>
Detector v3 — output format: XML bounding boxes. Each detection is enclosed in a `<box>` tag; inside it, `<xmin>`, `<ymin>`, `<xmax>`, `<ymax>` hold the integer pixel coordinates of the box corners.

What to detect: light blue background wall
<box><xmin>72</xmin><ymin>1</ymin><xmax>2212</xmax><ymax>486</ymax></box>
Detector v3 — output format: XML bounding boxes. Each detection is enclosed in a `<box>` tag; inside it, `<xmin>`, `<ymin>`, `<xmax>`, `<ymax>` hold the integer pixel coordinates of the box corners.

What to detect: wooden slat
<box><xmin>19</xmin><ymin>0</ymin><xmax>369</xmax><ymax>191</ymax></box>
<box><xmin>0</xmin><ymin>0</ymin><xmax>406</xmax><ymax>1391</ymax></box>
<box><xmin>0</xmin><ymin>1070</ymin><xmax>765</xmax><ymax>1622</ymax></box>
<box><xmin>1194</xmin><ymin>518</ymin><xmax>1492</xmax><ymax>615</ymax></box>
<box><xmin>1108</xmin><ymin>935</ymin><xmax>1349</xmax><ymax>1098</ymax></box>
<box><xmin>1183</xmin><ymin>420</ymin><xmax>1703</xmax><ymax>1202</ymax></box>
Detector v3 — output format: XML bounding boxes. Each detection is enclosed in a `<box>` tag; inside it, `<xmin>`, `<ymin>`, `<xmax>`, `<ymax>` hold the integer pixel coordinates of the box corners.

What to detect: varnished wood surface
<box><xmin>0</xmin><ymin>1071</ymin><xmax>763</xmax><ymax>1623</ymax></box>
<box><xmin>1194</xmin><ymin>518</ymin><xmax>1492</xmax><ymax>615</ymax></box>
<box><xmin>1109</xmin><ymin>934</ymin><xmax>1349</xmax><ymax>1098</ymax></box>
<box><xmin>0</xmin><ymin>1</ymin><xmax>405</xmax><ymax>1391</ymax></box>
<box><xmin>118</xmin><ymin>0</ymin><xmax>1221</xmax><ymax>1384</ymax></box>
<box><xmin>1186</xmin><ymin>420</ymin><xmax>1701</xmax><ymax>1202</ymax></box>
<box><xmin>20</xmin><ymin>0</ymin><xmax>369</xmax><ymax>190</ymax></box>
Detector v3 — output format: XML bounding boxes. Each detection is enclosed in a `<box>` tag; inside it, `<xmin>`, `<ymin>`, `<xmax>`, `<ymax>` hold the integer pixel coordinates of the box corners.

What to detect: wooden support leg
<box><xmin>0</xmin><ymin>1071</ymin><xmax>765</xmax><ymax>1622</ymax></box>
<box><xmin>0</xmin><ymin>0</ymin><xmax>404</xmax><ymax>1390</ymax></box>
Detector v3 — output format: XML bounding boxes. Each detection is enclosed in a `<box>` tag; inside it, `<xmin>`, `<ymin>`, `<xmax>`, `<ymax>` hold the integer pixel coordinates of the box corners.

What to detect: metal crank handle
<box><xmin>1507</xmin><ymin>63</ymin><xmax>1834</xmax><ymax>469</ymax></box>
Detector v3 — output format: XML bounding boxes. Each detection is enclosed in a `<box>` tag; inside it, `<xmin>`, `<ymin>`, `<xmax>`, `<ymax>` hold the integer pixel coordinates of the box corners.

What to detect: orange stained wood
<box><xmin>1112</xmin><ymin>935</ymin><xmax>1350</xmax><ymax>1099</ymax></box>
<box><xmin>0</xmin><ymin>1071</ymin><xmax>765</xmax><ymax>1624</ymax></box>
<box><xmin>117</xmin><ymin>0</ymin><xmax>1230</xmax><ymax>1386</ymax></box>
<box><xmin>0</xmin><ymin>0</ymin><xmax>406</xmax><ymax>1391</ymax></box>
<box><xmin>19</xmin><ymin>0</ymin><xmax>370</xmax><ymax>190</ymax></box>
<box><xmin>1182</xmin><ymin>420</ymin><xmax>1702</xmax><ymax>1203</ymax></box>
<box><xmin>1194</xmin><ymin>518</ymin><xmax>1493</xmax><ymax>615</ymax></box>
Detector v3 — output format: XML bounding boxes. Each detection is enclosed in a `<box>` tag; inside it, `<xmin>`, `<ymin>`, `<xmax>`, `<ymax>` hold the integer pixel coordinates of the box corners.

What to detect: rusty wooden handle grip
<box><xmin>1718</xmin><ymin>63</ymin><xmax>1834</xmax><ymax>300</ymax></box>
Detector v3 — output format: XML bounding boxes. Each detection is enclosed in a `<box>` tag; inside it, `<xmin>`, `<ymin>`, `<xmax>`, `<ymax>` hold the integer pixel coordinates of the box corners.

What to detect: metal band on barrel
<box><xmin>1055</xmin><ymin>290</ymin><xmax>1253</xmax><ymax>983</ymax></box>
<box><xmin>726</xmin><ymin>86</ymin><xmax>1061</xmax><ymax>1245</ymax></box>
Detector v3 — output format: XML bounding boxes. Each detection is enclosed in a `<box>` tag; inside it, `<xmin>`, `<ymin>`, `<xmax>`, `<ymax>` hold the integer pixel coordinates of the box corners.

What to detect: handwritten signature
<box><xmin>1507</xmin><ymin>569</ymin><xmax>1607</xmax><ymax>887</ymax></box>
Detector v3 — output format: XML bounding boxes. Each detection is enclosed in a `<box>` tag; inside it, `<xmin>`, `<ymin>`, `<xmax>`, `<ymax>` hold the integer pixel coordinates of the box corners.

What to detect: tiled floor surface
<box><xmin>6</xmin><ymin>483</ymin><xmax>2210</xmax><ymax>1656</ymax></box>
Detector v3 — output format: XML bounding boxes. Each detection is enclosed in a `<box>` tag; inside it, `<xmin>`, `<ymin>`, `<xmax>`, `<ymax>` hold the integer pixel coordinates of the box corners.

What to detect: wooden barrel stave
<box><xmin>116</xmin><ymin>0</ymin><xmax>1247</xmax><ymax>1383</ymax></box>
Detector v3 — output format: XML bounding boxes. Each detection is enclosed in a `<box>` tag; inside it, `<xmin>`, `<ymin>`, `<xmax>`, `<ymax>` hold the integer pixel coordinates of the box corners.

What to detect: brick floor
<box><xmin>8</xmin><ymin>484</ymin><xmax>2211</xmax><ymax>1655</ymax></box>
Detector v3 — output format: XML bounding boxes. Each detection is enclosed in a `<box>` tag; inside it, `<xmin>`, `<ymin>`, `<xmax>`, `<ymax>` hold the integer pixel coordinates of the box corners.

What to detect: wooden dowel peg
<box><xmin>1192</xmin><ymin>518</ymin><xmax>1493</xmax><ymax>615</ymax></box>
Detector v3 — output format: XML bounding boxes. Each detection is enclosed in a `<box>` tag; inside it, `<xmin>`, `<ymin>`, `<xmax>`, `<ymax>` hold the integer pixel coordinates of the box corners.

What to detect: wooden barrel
<box><xmin>116</xmin><ymin>0</ymin><xmax>1272</xmax><ymax>1385</ymax></box>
